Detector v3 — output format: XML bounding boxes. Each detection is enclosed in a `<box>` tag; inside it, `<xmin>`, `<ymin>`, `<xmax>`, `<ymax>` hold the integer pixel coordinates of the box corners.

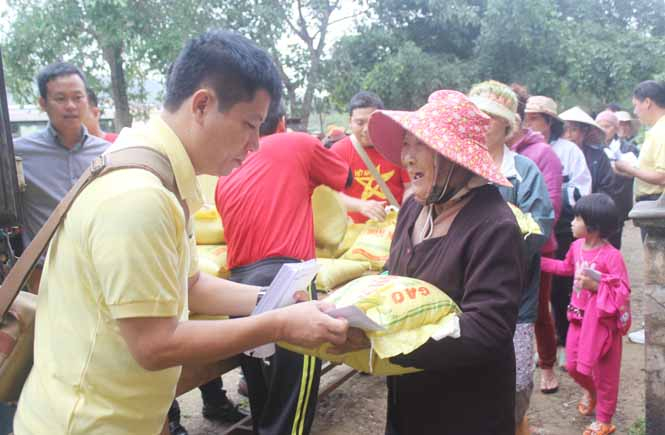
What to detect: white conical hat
<box><xmin>616</xmin><ymin>111</ymin><xmax>633</xmax><ymax>122</ymax></box>
<box><xmin>559</xmin><ymin>106</ymin><xmax>602</xmax><ymax>131</ymax></box>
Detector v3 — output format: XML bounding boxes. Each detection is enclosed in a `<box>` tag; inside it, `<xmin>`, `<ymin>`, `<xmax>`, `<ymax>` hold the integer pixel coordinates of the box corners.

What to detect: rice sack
<box><xmin>194</xmin><ymin>206</ymin><xmax>225</xmax><ymax>245</ymax></box>
<box><xmin>280</xmin><ymin>274</ymin><xmax>461</xmax><ymax>375</ymax></box>
<box><xmin>197</xmin><ymin>245</ymin><xmax>229</xmax><ymax>278</ymax></box>
<box><xmin>341</xmin><ymin>210</ymin><xmax>397</xmax><ymax>270</ymax></box>
<box><xmin>312</xmin><ymin>186</ymin><xmax>348</xmax><ymax>250</ymax></box>
<box><xmin>315</xmin><ymin>258</ymin><xmax>371</xmax><ymax>292</ymax></box>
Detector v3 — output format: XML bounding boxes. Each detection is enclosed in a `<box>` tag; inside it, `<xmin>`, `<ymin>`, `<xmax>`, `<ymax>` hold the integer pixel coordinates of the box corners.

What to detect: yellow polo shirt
<box><xmin>14</xmin><ymin>116</ymin><xmax>203</xmax><ymax>435</ymax></box>
<box><xmin>635</xmin><ymin>114</ymin><xmax>665</xmax><ymax>197</ymax></box>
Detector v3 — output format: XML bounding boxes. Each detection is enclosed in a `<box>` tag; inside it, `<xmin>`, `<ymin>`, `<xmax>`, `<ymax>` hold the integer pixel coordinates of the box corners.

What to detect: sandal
<box><xmin>582</xmin><ymin>421</ymin><xmax>616</xmax><ymax>435</ymax></box>
<box><xmin>540</xmin><ymin>369</ymin><xmax>559</xmax><ymax>394</ymax></box>
<box><xmin>577</xmin><ymin>393</ymin><xmax>596</xmax><ymax>416</ymax></box>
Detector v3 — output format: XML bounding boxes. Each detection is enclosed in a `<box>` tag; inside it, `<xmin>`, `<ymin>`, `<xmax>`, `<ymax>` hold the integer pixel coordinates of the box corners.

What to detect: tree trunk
<box><xmin>0</xmin><ymin>48</ymin><xmax>21</xmax><ymax>226</ymax></box>
<box><xmin>300</xmin><ymin>58</ymin><xmax>320</xmax><ymax>130</ymax></box>
<box><xmin>286</xmin><ymin>84</ymin><xmax>298</xmax><ymax>121</ymax></box>
<box><xmin>102</xmin><ymin>44</ymin><xmax>132</xmax><ymax>130</ymax></box>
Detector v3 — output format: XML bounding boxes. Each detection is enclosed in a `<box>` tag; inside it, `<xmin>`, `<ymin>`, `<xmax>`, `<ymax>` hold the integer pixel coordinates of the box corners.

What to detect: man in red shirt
<box><xmin>82</xmin><ymin>87</ymin><xmax>118</xmax><ymax>143</ymax></box>
<box><xmin>331</xmin><ymin>91</ymin><xmax>411</xmax><ymax>222</ymax></box>
<box><xmin>215</xmin><ymin>104</ymin><xmax>351</xmax><ymax>435</ymax></box>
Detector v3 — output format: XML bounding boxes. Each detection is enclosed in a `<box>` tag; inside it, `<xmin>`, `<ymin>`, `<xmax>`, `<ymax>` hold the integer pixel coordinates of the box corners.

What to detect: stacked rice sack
<box><xmin>194</xmin><ymin>175</ymin><xmax>228</xmax><ymax>278</ymax></box>
<box><xmin>313</xmin><ymin>187</ymin><xmax>398</xmax><ymax>291</ymax></box>
<box><xmin>281</xmin><ymin>275</ymin><xmax>461</xmax><ymax>375</ymax></box>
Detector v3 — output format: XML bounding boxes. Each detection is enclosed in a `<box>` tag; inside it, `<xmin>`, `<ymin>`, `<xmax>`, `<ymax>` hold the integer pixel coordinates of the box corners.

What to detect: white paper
<box><xmin>604</xmin><ymin>147</ymin><xmax>619</xmax><ymax>161</ymax></box>
<box><xmin>326</xmin><ymin>306</ymin><xmax>385</xmax><ymax>331</ymax></box>
<box><xmin>618</xmin><ymin>151</ymin><xmax>638</xmax><ymax>167</ymax></box>
<box><xmin>252</xmin><ymin>260</ymin><xmax>320</xmax><ymax>315</ymax></box>
<box><xmin>246</xmin><ymin>260</ymin><xmax>320</xmax><ymax>358</ymax></box>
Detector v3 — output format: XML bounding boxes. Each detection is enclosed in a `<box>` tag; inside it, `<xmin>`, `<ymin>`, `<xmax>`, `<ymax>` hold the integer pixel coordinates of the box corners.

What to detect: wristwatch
<box><xmin>256</xmin><ymin>287</ymin><xmax>268</xmax><ymax>305</ymax></box>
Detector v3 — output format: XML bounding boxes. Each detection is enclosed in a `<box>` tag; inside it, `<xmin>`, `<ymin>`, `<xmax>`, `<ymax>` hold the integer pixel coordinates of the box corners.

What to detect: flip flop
<box><xmin>582</xmin><ymin>421</ymin><xmax>616</xmax><ymax>435</ymax></box>
<box><xmin>577</xmin><ymin>395</ymin><xmax>596</xmax><ymax>416</ymax></box>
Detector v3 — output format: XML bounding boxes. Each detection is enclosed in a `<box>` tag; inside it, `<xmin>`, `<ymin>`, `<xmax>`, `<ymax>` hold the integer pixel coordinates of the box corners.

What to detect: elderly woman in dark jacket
<box><xmin>367</xmin><ymin>90</ymin><xmax>526</xmax><ymax>435</ymax></box>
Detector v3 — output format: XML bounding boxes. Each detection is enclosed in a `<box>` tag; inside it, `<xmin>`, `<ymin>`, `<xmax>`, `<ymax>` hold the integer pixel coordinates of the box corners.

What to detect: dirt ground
<box><xmin>180</xmin><ymin>223</ymin><xmax>646</xmax><ymax>435</ymax></box>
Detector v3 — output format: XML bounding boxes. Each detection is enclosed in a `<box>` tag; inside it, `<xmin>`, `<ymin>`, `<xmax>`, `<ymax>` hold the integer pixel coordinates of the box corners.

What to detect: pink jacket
<box><xmin>541</xmin><ymin>239</ymin><xmax>631</xmax><ymax>375</ymax></box>
<box><xmin>512</xmin><ymin>129</ymin><xmax>563</xmax><ymax>253</ymax></box>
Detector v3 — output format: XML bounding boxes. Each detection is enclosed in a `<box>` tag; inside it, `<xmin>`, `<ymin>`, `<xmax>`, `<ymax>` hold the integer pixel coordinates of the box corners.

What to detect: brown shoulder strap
<box><xmin>0</xmin><ymin>146</ymin><xmax>188</xmax><ymax>316</ymax></box>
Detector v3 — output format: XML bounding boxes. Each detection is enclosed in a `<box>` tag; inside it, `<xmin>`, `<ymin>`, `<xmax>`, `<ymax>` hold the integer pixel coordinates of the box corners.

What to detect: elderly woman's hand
<box><xmin>327</xmin><ymin>327</ymin><xmax>370</xmax><ymax>354</ymax></box>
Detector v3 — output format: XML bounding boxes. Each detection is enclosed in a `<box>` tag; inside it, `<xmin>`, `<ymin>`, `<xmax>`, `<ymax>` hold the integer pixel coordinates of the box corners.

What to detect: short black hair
<box><xmin>86</xmin><ymin>87</ymin><xmax>99</xmax><ymax>108</ymax></box>
<box><xmin>259</xmin><ymin>102</ymin><xmax>286</xmax><ymax>137</ymax></box>
<box><xmin>37</xmin><ymin>62</ymin><xmax>87</xmax><ymax>100</ymax></box>
<box><xmin>573</xmin><ymin>193</ymin><xmax>618</xmax><ymax>238</ymax></box>
<box><xmin>164</xmin><ymin>29</ymin><xmax>282</xmax><ymax>113</ymax></box>
<box><xmin>546</xmin><ymin>115</ymin><xmax>565</xmax><ymax>142</ymax></box>
<box><xmin>633</xmin><ymin>80</ymin><xmax>665</xmax><ymax>108</ymax></box>
<box><xmin>606</xmin><ymin>103</ymin><xmax>622</xmax><ymax>112</ymax></box>
<box><xmin>348</xmin><ymin>91</ymin><xmax>384</xmax><ymax>116</ymax></box>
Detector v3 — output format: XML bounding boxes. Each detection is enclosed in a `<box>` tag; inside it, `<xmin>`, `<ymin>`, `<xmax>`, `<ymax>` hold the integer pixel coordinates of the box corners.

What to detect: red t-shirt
<box><xmin>216</xmin><ymin>132</ymin><xmax>350</xmax><ymax>270</ymax></box>
<box><xmin>331</xmin><ymin>135</ymin><xmax>411</xmax><ymax>223</ymax></box>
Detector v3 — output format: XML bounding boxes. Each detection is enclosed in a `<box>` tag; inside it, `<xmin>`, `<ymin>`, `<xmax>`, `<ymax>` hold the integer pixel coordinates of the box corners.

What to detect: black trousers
<box><xmin>551</xmin><ymin>230</ymin><xmax>574</xmax><ymax>346</ymax></box>
<box><xmin>231</xmin><ymin>257</ymin><xmax>322</xmax><ymax>435</ymax></box>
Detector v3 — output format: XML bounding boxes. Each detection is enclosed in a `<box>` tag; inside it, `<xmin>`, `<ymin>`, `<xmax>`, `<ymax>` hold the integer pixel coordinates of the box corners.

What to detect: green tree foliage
<box><xmin>326</xmin><ymin>0</ymin><xmax>665</xmax><ymax>112</ymax></box>
<box><xmin>2</xmin><ymin>0</ymin><xmax>348</xmax><ymax>129</ymax></box>
<box><xmin>2</xmin><ymin>0</ymin><xmax>209</xmax><ymax>128</ymax></box>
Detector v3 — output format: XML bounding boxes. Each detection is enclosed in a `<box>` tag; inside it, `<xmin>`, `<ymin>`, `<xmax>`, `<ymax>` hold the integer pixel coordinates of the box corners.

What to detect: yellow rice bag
<box><xmin>507</xmin><ymin>202</ymin><xmax>543</xmax><ymax>237</ymax></box>
<box><xmin>342</xmin><ymin>211</ymin><xmax>397</xmax><ymax>270</ymax></box>
<box><xmin>315</xmin><ymin>259</ymin><xmax>371</xmax><ymax>292</ymax></box>
<box><xmin>194</xmin><ymin>206</ymin><xmax>225</xmax><ymax>245</ymax></box>
<box><xmin>197</xmin><ymin>174</ymin><xmax>219</xmax><ymax>205</ymax></box>
<box><xmin>312</xmin><ymin>186</ymin><xmax>348</xmax><ymax>250</ymax></box>
<box><xmin>281</xmin><ymin>274</ymin><xmax>460</xmax><ymax>375</ymax></box>
<box><xmin>196</xmin><ymin>245</ymin><xmax>229</xmax><ymax>278</ymax></box>
<box><xmin>315</xmin><ymin>221</ymin><xmax>364</xmax><ymax>259</ymax></box>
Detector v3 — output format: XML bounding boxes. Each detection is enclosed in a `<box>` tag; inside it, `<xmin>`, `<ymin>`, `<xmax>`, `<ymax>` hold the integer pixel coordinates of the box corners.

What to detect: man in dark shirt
<box><xmin>13</xmin><ymin>62</ymin><xmax>109</xmax><ymax>292</ymax></box>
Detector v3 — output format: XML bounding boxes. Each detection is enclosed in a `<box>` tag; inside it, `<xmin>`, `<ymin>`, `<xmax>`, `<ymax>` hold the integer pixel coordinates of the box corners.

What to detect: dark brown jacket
<box><xmin>386</xmin><ymin>185</ymin><xmax>525</xmax><ymax>435</ymax></box>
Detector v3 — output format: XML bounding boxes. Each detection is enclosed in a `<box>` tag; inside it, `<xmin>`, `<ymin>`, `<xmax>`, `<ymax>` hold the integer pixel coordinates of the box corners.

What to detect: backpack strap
<box><xmin>0</xmin><ymin>146</ymin><xmax>188</xmax><ymax>316</ymax></box>
<box><xmin>349</xmin><ymin>134</ymin><xmax>400</xmax><ymax>208</ymax></box>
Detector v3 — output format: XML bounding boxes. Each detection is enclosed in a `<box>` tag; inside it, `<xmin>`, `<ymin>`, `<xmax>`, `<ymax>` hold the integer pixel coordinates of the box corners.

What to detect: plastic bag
<box><xmin>507</xmin><ymin>202</ymin><xmax>543</xmax><ymax>237</ymax></box>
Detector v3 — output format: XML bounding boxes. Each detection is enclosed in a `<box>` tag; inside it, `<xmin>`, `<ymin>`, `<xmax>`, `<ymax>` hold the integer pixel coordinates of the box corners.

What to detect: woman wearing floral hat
<box><xmin>469</xmin><ymin>80</ymin><xmax>555</xmax><ymax>434</ymax></box>
<box><xmin>368</xmin><ymin>90</ymin><xmax>526</xmax><ymax>435</ymax></box>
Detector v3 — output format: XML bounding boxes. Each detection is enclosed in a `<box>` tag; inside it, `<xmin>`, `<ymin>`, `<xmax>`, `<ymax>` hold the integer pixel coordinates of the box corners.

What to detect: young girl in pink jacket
<box><xmin>541</xmin><ymin>193</ymin><xmax>631</xmax><ymax>435</ymax></box>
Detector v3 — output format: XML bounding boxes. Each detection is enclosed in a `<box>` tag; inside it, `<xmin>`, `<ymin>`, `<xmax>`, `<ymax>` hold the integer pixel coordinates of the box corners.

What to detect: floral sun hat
<box><xmin>367</xmin><ymin>89</ymin><xmax>511</xmax><ymax>187</ymax></box>
<box><xmin>468</xmin><ymin>80</ymin><xmax>519</xmax><ymax>137</ymax></box>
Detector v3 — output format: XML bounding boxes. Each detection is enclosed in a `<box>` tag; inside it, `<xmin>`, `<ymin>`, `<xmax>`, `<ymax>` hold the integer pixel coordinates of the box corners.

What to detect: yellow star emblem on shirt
<box><xmin>355</xmin><ymin>165</ymin><xmax>395</xmax><ymax>200</ymax></box>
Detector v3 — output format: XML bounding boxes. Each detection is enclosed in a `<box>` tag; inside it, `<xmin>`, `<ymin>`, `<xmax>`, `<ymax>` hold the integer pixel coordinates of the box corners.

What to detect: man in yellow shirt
<box><xmin>615</xmin><ymin>80</ymin><xmax>665</xmax><ymax>203</ymax></box>
<box><xmin>13</xmin><ymin>30</ymin><xmax>351</xmax><ymax>435</ymax></box>
<box><xmin>614</xmin><ymin>80</ymin><xmax>665</xmax><ymax>345</ymax></box>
